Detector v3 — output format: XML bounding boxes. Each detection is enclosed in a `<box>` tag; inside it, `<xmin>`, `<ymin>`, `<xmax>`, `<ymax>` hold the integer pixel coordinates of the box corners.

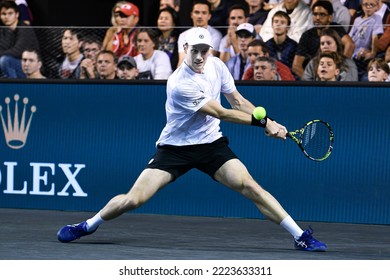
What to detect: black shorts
<box><xmin>146</xmin><ymin>137</ymin><xmax>238</xmax><ymax>180</ymax></box>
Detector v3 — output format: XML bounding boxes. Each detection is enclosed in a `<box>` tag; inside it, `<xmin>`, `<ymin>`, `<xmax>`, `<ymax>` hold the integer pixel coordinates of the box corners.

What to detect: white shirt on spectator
<box><xmin>259</xmin><ymin>1</ymin><xmax>313</xmax><ymax>43</ymax></box>
<box><xmin>134</xmin><ymin>50</ymin><xmax>172</xmax><ymax>80</ymax></box>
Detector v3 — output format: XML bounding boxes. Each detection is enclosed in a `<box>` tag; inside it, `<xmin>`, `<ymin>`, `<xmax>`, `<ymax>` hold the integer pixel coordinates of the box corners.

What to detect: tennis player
<box><xmin>57</xmin><ymin>27</ymin><xmax>327</xmax><ymax>252</ymax></box>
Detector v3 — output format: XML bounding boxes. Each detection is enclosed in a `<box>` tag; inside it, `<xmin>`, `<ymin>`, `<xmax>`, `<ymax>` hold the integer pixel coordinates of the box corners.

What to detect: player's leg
<box><xmin>57</xmin><ymin>168</ymin><xmax>174</xmax><ymax>243</ymax></box>
<box><xmin>213</xmin><ymin>159</ymin><xmax>327</xmax><ymax>251</ymax></box>
<box><xmin>99</xmin><ymin>168</ymin><xmax>174</xmax><ymax>220</ymax></box>
<box><xmin>214</xmin><ymin>158</ymin><xmax>288</xmax><ymax>224</ymax></box>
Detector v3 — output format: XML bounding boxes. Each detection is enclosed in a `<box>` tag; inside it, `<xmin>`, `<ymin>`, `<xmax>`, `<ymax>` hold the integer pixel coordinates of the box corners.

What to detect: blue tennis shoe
<box><xmin>294</xmin><ymin>227</ymin><xmax>327</xmax><ymax>252</ymax></box>
<box><xmin>57</xmin><ymin>221</ymin><xmax>98</xmax><ymax>243</ymax></box>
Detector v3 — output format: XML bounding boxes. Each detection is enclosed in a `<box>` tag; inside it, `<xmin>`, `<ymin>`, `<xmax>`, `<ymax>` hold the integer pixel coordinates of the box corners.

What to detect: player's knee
<box><xmin>123</xmin><ymin>195</ymin><xmax>142</xmax><ymax>210</ymax></box>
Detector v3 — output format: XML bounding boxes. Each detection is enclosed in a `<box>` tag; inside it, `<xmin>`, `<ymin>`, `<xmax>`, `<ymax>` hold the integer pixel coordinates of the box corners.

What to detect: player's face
<box><xmin>320</xmin><ymin>35</ymin><xmax>337</xmax><ymax>53</ymax></box>
<box><xmin>317</xmin><ymin>57</ymin><xmax>339</xmax><ymax>81</ymax></box>
<box><xmin>368</xmin><ymin>64</ymin><xmax>389</xmax><ymax>82</ymax></box>
<box><xmin>184</xmin><ymin>44</ymin><xmax>211</xmax><ymax>73</ymax></box>
<box><xmin>254</xmin><ymin>61</ymin><xmax>276</xmax><ymax>80</ymax></box>
<box><xmin>272</xmin><ymin>16</ymin><xmax>289</xmax><ymax>36</ymax></box>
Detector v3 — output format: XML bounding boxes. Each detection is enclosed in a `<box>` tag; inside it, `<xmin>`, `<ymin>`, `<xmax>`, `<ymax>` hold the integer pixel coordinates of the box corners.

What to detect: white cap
<box><xmin>184</xmin><ymin>27</ymin><xmax>213</xmax><ymax>48</ymax></box>
<box><xmin>236</xmin><ymin>23</ymin><xmax>255</xmax><ymax>36</ymax></box>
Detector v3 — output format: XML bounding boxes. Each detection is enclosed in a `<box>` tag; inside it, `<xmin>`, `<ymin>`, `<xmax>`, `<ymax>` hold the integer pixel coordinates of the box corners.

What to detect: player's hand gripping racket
<box><xmin>287</xmin><ymin>119</ymin><xmax>334</xmax><ymax>161</ymax></box>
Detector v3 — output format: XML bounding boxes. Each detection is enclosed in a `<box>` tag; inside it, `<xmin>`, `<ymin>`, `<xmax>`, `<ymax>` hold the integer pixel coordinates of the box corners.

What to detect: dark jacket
<box><xmin>0</xmin><ymin>22</ymin><xmax>39</xmax><ymax>58</ymax></box>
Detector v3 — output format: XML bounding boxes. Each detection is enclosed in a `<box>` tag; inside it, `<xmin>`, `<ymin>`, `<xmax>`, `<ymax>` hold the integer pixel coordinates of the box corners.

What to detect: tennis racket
<box><xmin>287</xmin><ymin>119</ymin><xmax>334</xmax><ymax>161</ymax></box>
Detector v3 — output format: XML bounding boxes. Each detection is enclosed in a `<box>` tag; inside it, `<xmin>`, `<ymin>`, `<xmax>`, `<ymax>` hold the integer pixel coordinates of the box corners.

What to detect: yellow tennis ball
<box><xmin>253</xmin><ymin>107</ymin><xmax>267</xmax><ymax>120</ymax></box>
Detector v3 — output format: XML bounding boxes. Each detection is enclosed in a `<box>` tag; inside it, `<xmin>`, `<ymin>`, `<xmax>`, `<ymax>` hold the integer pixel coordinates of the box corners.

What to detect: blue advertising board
<box><xmin>0</xmin><ymin>81</ymin><xmax>389</xmax><ymax>224</ymax></box>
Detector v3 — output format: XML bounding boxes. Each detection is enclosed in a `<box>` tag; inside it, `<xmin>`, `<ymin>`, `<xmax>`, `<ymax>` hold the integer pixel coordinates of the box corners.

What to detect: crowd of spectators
<box><xmin>0</xmin><ymin>0</ymin><xmax>388</xmax><ymax>82</ymax></box>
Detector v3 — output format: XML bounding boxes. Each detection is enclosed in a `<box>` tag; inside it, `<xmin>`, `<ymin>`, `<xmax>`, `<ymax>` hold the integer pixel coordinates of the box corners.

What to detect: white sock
<box><xmin>280</xmin><ymin>215</ymin><xmax>304</xmax><ymax>240</ymax></box>
<box><xmin>86</xmin><ymin>211</ymin><xmax>105</xmax><ymax>232</ymax></box>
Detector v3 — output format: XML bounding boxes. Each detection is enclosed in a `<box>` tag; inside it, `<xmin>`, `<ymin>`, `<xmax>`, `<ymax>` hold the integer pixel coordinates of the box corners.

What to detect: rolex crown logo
<box><xmin>0</xmin><ymin>94</ymin><xmax>36</xmax><ymax>149</ymax></box>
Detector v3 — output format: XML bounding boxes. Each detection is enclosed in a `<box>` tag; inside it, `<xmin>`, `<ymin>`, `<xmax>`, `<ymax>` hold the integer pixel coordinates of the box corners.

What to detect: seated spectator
<box><xmin>386</xmin><ymin>45</ymin><xmax>390</xmax><ymax>68</ymax></box>
<box><xmin>349</xmin><ymin>0</ymin><xmax>383</xmax><ymax>80</ymax></box>
<box><xmin>259</xmin><ymin>0</ymin><xmax>313</xmax><ymax>44</ymax></box>
<box><xmin>117</xmin><ymin>55</ymin><xmax>139</xmax><ymax>79</ymax></box>
<box><xmin>226</xmin><ymin>23</ymin><xmax>256</xmax><ymax>80</ymax></box>
<box><xmin>9</xmin><ymin>0</ymin><xmax>33</xmax><ymax>25</ymax></box>
<box><xmin>302</xmin><ymin>28</ymin><xmax>358</xmax><ymax>81</ymax></box>
<box><xmin>218</xmin><ymin>3</ymin><xmax>249</xmax><ymax>63</ymax></box>
<box><xmin>311</xmin><ymin>0</ymin><xmax>351</xmax><ymax>32</ymax></box>
<box><xmin>243</xmin><ymin>39</ymin><xmax>296</xmax><ymax>80</ymax></box>
<box><xmin>0</xmin><ymin>0</ymin><xmax>39</xmax><ymax>78</ymax></box>
<box><xmin>253</xmin><ymin>56</ymin><xmax>282</xmax><ymax>80</ymax></box>
<box><xmin>77</xmin><ymin>37</ymin><xmax>102</xmax><ymax>79</ymax></box>
<box><xmin>207</xmin><ymin>0</ymin><xmax>232</xmax><ymax>35</ymax></box>
<box><xmin>341</xmin><ymin>0</ymin><xmax>361</xmax><ymax>21</ymax></box>
<box><xmin>292</xmin><ymin>0</ymin><xmax>355</xmax><ymax>79</ymax></box>
<box><xmin>367</xmin><ymin>57</ymin><xmax>389</xmax><ymax>81</ymax></box>
<box><xmin>376</xmin><ymin>1</ymin><xmax>390</xmax><ymax>55</ymax></box>
<box><xmin>134</xmin><ymin>28</ymin><xmax>172</xmax><ymax>80</ymax></box>
<box><xmin>160</xmin><ymin>0</ymin><xmax>180</xmax><ymax>12</ymax></box>
<box><xmin>176</xmin><ymin>0</ymin><xmax>222</xmax><ymax>67</ymax></box>
<box><xmin>157</xmin><ymin>6</ymin><xmax>180</xmax><ymax>71</ymax></box>
<box><xmin>246</xmin><ymin>0</ymin><xmax>270</xmax><ymax>34</ymax></box>
<box><xmin>316</xmin><ymin>52</ymin><xmax>342</xmax><ymax>81</ymax></box>
<box><xmin>95</xmin><ymin>50</ymin><xmax>119</xmax><ymax>79</ymax></box>
<box><xmin>265</xmin><ymin>11</ymin><xmax>298</xmax><ymax>69</ymax></box>
<box><xmin>21</xmin><ymin>49</ymin><xmax>45</xmax><ymax>79</ymax></box>
<box><xmin>58</xmin><ymin>28</ymin><xmax>83</xmax><ymax>79</ymax></box>
<box><xmin>102</xmin><ymin>1</ymin><xmax>139</xmax><ymax>59</ymax></box>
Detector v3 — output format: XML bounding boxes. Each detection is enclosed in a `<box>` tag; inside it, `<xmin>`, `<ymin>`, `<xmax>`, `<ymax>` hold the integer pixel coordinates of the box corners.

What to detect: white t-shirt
<box><xmin>134</xmin><ymin>50</ymin><xmax>172</xmax><ymax>80</ymax></box>
<box><xmin>156</xmin><ymin>57</ymin><xmax>237</xmax><ymax>146</ymax></box>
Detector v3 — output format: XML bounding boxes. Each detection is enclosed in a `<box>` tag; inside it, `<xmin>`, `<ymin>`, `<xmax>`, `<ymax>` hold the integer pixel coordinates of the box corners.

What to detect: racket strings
<box><xmin>301</xmin><ymin>123</ymin><xmax>332</xmax><ymax>159</ymax></box>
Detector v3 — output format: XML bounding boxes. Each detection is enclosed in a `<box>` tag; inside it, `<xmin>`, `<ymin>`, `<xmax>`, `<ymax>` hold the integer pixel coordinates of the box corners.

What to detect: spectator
<box><xmin>134</xmin><ymin>28</ymin><xmax>172</xmax><ymax>80</ymax></box>
<box><xmin>219</xmin><ymin>3</ymin><xmax>249</xmax><ymax>63</ymax></box>
<box><xmin>102</xmin><ymin>1</ymin><xmax>139</xmax><ymax>59</ymax></box>
<box><xmin>95</xmin><ymin>50</ymin><xmax>119</xmax><ymax>79</ymax></box>
<box><xmin>77</xmin><ymin>37</ymin><xmax>102</xmax><ymax>79</ymax></box>
<box><xmin>160</xmin><ymin>0</ymin><xmax>180</xmax><ymax>12</ymax></box>
<box><xmin>58</xmin><ymin>28</ymin><xmax>83</xmax><ymax>79</ymax></box>
<box><xmin>386</xmin><ymin>45</ymin><xmax>390</xmax><ymax>68</ymax></box>
<box><xmin>207</xmin><ymin>0</ymin><xmax>232</xmax><ymax>35</ymax></box>
<box><xmin>349</xmin><ymin>0</ymin><xmax>383</xmax><ymax>80</ymax></box>
<box><xmin>0</xmin><ymin>0</ymin><xmax>39</xmax><ymax>78</ymax></box>
<box><xmin>176</xmin><ymin>0</ymin><xmax>222</xmax><ymax>67</ymax></box>
<box><xmin>117</xmin><ymin>55</ymin><xmax>139</xmax><ymax>79</ymax></box>
<box><xmin>243</xmin><ymin>39</ymin><xmax>296</xmax><ymax>80</ymax></box>
<box><xmin>21</xmin><ymin>49</ymin><xmax>45</xmax><ymax>79</ymax></box>
<box><xmin>253</xmin><ymin>56</ymin><xmax>281</xmax><ymax>80</ymax></box>
<box><xmin>259</xmin><ymin>0</ymin><xmax>313</xmax><ymax>43</ymax></box>
<box><xmin>226</xmin><ymin>23</ymin><xmax>256</xmax><ymax>80</ymax></box>
<box><xmin>367</xmin><ymin>57</ymin><xmax>389</xmax><ymax>81</ymax></box>
<box><xmin>265</xmin><ymin>11</ymin><xmax>298</xmax><ymax>69</ymax></box>
<box><xmin>311</xmin><ymin>0</ymin><xmax>351</xmax><ymax>32</ymax></box>
<box><xmin>157</xmin><ymin>6</ymin><xmax>180</xmax><ymax>71</ymax></box>
<box><xmin>9</xmin><ymin>0</ymin><xmax>32</xmax><ymax>25</ymax></box>
<box><xmin>246</xmin><ymin>0</ymin><xmax>270</xmax><ymax>34</ymax></box>
<box><xmin>376</xmin><ymin>0</ymin><xmax>390</xmax><ymax>54</ymax></box>
<box><xmin>316</xmin><ymin>51</ymin><xmax>342</xmax><ymax>81</ymax></box>
<box><xmin>292</xmin><ymin>0</ymin><xmax>355</xmax><ymax>79</ymax></box>
<box><xmin>341</xmin><ymin>0</ymin><xmax>361</xmax><ymax>21</ymax></box>
<box><xmin>302</xmin><ymin>28</ymin><xmax>358</xmax><ymax>81</ymax></box>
